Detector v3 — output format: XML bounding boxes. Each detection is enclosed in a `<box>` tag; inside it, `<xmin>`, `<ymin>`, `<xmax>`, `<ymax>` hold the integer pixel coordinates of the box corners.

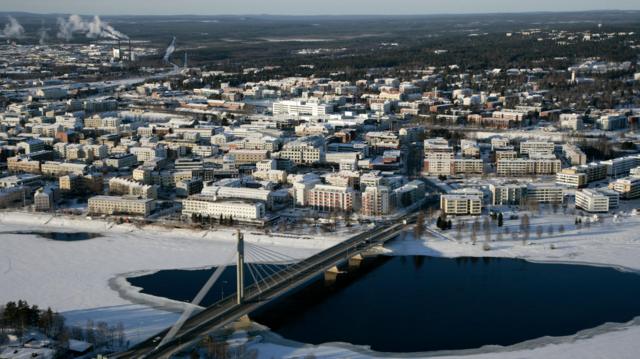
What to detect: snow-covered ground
<box><xmin>244</xmin><ymin>209</ymin><xmax>640</xmax><ymax>359</ymax></box>
<box><xmin>3</xmin><ymin>209</ymin><xmax>640</xmax><ymax>358</ymax></box>
<box><xmin>0</xmin><ymin>211</ymin><xmax>346</xmax><ymax>343</ymax></box>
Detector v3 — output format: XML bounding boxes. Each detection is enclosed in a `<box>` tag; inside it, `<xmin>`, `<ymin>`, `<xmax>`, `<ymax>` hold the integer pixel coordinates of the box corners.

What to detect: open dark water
<box><xmin>128</xmin><ymin>256</ymin><xmax>640</xmax><ymax>353</ymax></box>
<box><xmin>3</xmin><ymin>231</ymin><xmax>101</xmax><ymax>241</ymax></box>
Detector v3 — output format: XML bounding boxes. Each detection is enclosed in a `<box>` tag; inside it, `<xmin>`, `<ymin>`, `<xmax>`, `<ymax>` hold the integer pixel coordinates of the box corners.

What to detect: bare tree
<box><xmin>414</xmin><ymin>211</ymin><xmax>425</xmax><ymax>240</ymax></box>
<box><xmin>471</xmin><ymin>223</ymin><xmax>478</xmax><ymax>245</ymax></box>
<box><xmin>455</xmin><ymin>219</ymin><xmax>464</xmax><ymax>242</ymax></box>
<box><xmin>520</xmin><ymin>214</ymin><xmax>531</xmax><ymax>242</ymax></box>
<box><xmin>483</xmin><ymin>217</ymin><xmax>491</xmax><ymax>242</ymax></box>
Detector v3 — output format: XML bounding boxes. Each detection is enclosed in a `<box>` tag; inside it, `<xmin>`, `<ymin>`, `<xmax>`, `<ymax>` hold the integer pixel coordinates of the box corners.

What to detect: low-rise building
<box><xmin>608</xmin><ymin>177</ymin><xmax>640</xmax><ymax>199</ymax></box>
<box><xmin>440</xmin><ymin>192</ymin><xmax>482</xmax><ymax>215</ymax></box>
<box><xmin>182</xmin><ymin>195</ymin><xmax>266</xmax><ymax>221</ymax></box>
<box><xmin>88</xmin><ymin>196</ymin><xmax>156</xmax><ymax>216</ymax></box>
<box><xmin>575</xmin><ymin>189</ymin><xmax>619</xmax><ymax>213</ymax></box>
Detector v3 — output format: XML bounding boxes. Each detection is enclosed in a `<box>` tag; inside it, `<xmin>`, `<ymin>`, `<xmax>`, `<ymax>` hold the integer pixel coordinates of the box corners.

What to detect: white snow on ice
<box><xmin>3</xmin><ymin>209</ymin><xmax>640</xmax><ymax>357</ymax></box>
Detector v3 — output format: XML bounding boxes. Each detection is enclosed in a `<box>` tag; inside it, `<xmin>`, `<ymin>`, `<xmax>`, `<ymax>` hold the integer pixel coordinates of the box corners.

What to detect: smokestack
<box><xmin>184</xmin><ymin>52</ymin><xmax>188</xmax><ymax>69</ymax></box>
<box><xmin>129</xmin><ymin>39</ymin><xmax>132</xmax><ymax>62</ymax></box>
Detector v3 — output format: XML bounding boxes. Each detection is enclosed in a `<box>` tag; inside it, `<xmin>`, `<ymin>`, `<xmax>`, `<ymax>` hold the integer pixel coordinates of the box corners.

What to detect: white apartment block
<box><xmin>575</xmin><ymin>189</ymin><xmax>619</xmax><ymax>213</ymax></box>
<box><xmin>602</xmin><ymin>155</ymin><xmax>640</xmax><ymax>177</ymax></box>
<box><xmin>559</xmin><ymin>114</ymin><xmax>584</xmax><ymax>130</ymax></box>
<box><xmin>556</xmin><ymin>170</ymin><xmax>588</xmax><ymax>188</ymax></box>
<box><xmin>490</xmin><ymin>183</ymin><xmax>527</xmax><ymax>206</ymax></box>
<box><xmin>108</xmin><ymin>177</ymin><xmax>158</xmax><ymax>199</ymax></box>
<box><xmin>520</xmin><ymin>141</ymin><xmax>555</xmax><ymax>156</ymax></box>
<box><xmin>440</xmin><ymin>193</ymin><xmax>482</xmax><ymax>215</ymax></box>
<box><xmin>88</xmin><ymin>196</ymin><xmax>155</xmax><ymax>217</ymax></box>
<box><xmin>308</xmin><ymin>184</ymin><xmax>358</xmax><ymax>212</ymax></box>
<box><xmin>491</xmin><ymin>137</ymin><xmax>511</xmax><ymax>150</ymax></box>
<box><xmin>272</xmin><ymin>99</ymin><xmax>333</xmax><ymax>117</ymax></box>
<box><xmin>423</xmin><ymin>159</ymin><xmax>484</xmax><ymax>176</ymax></box>
<box><xmin>526</xmin><ymin>184</ymin><xmax>564</xmax><ymax>204</ymax></box>
<box><xmin>608</xmin><ymin>177</ymin><xmax>640</xmax><ymax>199</ymax></box>
<box><xmin>182</xmin><ymin>195</ymin><xmax>266</xmax><ymax>221</ymax></box>
<box><xmin>279</xmin><ymin>136</ymin><xmax>325</xmax><ymax>165</ymax></box>
<box><xmin>496</xmin><ymin>159</ymin><xmax>562</xmax><ymax>176</ymax></box>
<box><xmin>562</xmin><ymin>144</ymin><xmax>587</xmax><ymax>166</ymax></box>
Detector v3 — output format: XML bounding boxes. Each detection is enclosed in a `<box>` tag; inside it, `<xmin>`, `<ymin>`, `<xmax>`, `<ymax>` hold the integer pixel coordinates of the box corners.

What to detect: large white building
<box><xmin>88</xmin><ymin>196</ymin><xmax>155</xmax><ymax>217</ymax></box>
<box><xmin>308</xmin><ymin>184</ymin><xmax>358</xmax><ymax>212</ymax></box>
<box><xmin>497</xmin><ymin>159</ymin><xmax>562</xmax><ymax>176</ymax></box>
<box><xmin>182</xmin><ymin>195</ymin><xmax>266</xmax><ymax>221</ymax></box>
<box><xmin>272</xmin><ymin>99</ymin><xmax>334</xmax><ymax>117</ymax></box>
<box><xmin>440</xmin><ymin>192</ymin><xmax>482</xmax><ymax>215</ymax></box>
<box><xmin>519</xmin><ymin>141</ymin><xmax>555</xmax><ymax>156</ymax></box>
<box><xmin>575</xmin><ymin>189</ymin><xmax>619</xmax><ymax>213</ymax></box>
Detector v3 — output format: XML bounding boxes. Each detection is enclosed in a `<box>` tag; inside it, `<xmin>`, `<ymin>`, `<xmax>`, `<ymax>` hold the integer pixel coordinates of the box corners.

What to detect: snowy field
<box><xmin>3</xmin><ymin>209</ymin><xmax>640</xmax><ymax>358</ymax></box>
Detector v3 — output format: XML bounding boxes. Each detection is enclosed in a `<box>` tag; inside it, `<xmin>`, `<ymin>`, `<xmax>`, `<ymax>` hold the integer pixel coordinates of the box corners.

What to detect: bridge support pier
<box><xmin>348</xmin><ymin>254</ymin><xmax>364</xmax><ymax>269</ymax></box>
<box><xmin>236</xmin><ymin>230</ymin><xmax>244</xmax><ymax>304</ymax></box>
<box><xmin>324</xmin><ymin>265</ymin><xmax>341</xmax><ymax>282</ymax></box>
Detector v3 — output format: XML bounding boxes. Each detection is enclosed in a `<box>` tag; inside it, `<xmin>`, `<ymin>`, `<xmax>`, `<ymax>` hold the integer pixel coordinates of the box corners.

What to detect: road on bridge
<box><xmin>115</xmin><ymin>217</ymin><xmax>415</xmax><ymax>358</ymax></box>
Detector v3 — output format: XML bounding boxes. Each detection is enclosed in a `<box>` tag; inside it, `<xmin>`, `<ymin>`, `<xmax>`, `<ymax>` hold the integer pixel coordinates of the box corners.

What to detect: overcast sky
<box><xmin>3</xmin><ymin>0</ymin><xmax>640</xmax><ymax>16</ymax></box>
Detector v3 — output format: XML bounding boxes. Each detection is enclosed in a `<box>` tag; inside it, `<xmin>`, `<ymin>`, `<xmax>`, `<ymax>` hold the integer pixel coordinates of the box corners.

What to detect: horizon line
<box><xmin>1</xmin><ymin>9</ymin><xmax>640</xmax><ymax>18</ymax></box>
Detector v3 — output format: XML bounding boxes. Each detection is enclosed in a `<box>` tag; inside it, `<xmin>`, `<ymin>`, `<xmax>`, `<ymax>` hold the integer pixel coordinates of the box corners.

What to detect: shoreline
<box><xmin>4</xmin><ymin>210</ymin><xmax>640</xmax><ymax>357</ymax></box>
<box><xmin>111</xmin><ymin>244</ymin><xmax>640</xmax><ymax>358</ymax></box>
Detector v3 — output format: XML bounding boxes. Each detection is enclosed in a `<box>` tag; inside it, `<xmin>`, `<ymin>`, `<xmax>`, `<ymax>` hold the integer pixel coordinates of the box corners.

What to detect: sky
<box><xmin>3</xmin><ymin>0</ymin><xmax>640</xmax><ymax>16</ymax></box>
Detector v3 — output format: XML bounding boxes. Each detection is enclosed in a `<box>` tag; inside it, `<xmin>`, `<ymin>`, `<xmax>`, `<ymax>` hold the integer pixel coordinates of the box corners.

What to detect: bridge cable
<box><xmin>244</xmin><ymin>260</ymin><xmax>264</xmax><ymax>295</ymax></box>
<box><xmin>155</xmin><ymin>249</ymin><xmax>236</xmax><ymax>350</ymax></box>
<box><xmin>245</xmin><ymin>247</ymin><xmax>288</xmax><ymax>284</ymax></box>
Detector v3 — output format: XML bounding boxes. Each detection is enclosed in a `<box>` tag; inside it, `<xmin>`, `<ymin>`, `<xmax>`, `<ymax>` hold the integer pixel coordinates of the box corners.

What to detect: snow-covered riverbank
<box><xmin>3</xmin><ymin>209</ymin><xmax>640</xmax><ymax>357</ymax></box>
<box><xmin>0</xmin><ymin>211</ymin><xmax>347</xmax><ymax>343</ymax></box>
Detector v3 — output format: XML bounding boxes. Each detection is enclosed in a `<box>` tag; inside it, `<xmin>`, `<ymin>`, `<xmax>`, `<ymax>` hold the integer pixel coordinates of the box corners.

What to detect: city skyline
<box><xmin>2</xmin><ymin>0</ymin><xmax>640</xmax><ymax>16</ymax></box>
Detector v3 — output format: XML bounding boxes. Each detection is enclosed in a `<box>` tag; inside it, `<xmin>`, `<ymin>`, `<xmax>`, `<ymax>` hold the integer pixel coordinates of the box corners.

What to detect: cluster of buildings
<box><xmin>1</xmin><ymin>40</ymin><xmax>640</xmax><ymax>224</ymax></box>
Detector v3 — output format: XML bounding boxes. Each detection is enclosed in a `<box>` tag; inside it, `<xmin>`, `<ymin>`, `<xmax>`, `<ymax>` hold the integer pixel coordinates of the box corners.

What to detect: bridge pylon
<box><xmin>236</xmin><ymin>229</ymin><xmax>245</xmax><ymax>304</ymax></box>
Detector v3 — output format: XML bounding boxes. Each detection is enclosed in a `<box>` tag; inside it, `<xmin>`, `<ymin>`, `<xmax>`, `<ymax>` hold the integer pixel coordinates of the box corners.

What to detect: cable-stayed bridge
<box><xmin>113</xmin><ymin>217</ymin><xmax>413</xmax><ymax>358</ymax></box>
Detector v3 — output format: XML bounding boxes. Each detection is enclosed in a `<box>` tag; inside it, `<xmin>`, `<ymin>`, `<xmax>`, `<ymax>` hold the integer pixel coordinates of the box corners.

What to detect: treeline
<box><xmin>1</xmin><ymin>300</ymin><xmax>127</xmax><ymax>352</ymax></box>
<box><xmin>0</xmin><ymin>300</ymin><xmax>65</xmax><ymax>338</ymax></box>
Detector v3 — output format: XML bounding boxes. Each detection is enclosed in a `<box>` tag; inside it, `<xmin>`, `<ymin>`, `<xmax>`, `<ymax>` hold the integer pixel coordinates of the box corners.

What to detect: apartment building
<box><xmin>227</xmin><ymin>149</ymin><xmax>270</xmax><ymax>165</ymax></box>
<box><xmin>279</xmin><ymin>136</ymin><xmax>325</xmax><ymax>165</ymax></box>
<box><xmin>489</xmin><ymin>183</ymin><xmax>527</xmax><ymax>206</ymax></box>
<box><xmin>526</xmin><ymin>183</ymin><xmax>564</xmax><ymax>204</ymax></box>
<box><xmin>562</xmin><ymin>144</ymin><xmax>587</xmax><ymax>166</ymax></box>
<box><xmin>496</xmin><ymin>159</ymin><xmax>562</xmax><ymax>176</ymax></box>
<box><xmin>575</xmin><ymin>189</ymin><xmax>619</xmax><ymax>213</ymax></box>
<box><xmin>88</xmin><ymin>196</ymin><xmax>156</xmax><ymax>217</ymax></box>
<box><xmin>108</xmin><ymin>177</ymin><xmax>158</xmax><ymax>199</ymax></box>
<box><xmin>182</xmin><ymin>195</ymin><xmax>266</xmax><ymax>221</ymax></box>
<box><xmin>272</xmin><ymin>99</ymin><xmax>333</xmax><ymax>117</ymax></box>
<box><xmin>440</xmin><ymin>193</ymin><xmax>482</xmax><ymax>215</ymax></box>
<box><xmin>608</xmin><ymin>177</ymin><xmax>640</xmax><ymax>199</ymax></box>
<box><xmin>556</xmin><ymin>169</ymin><xmax>588</xmax><ymax>188</ymax></box>
<box><xmin>308</xmin><ymin>184</ymin><xmax>358</xmax><ymax>212</ymax></box>
<box><xmin>361</xmin><ymin>186</ymin><xmax>394</xmax><ymax>216</ymax></box>
<box><xmin>519</xmin><ymin>141</ymin><xmax>555</xmax><ymax>156</ymax></box>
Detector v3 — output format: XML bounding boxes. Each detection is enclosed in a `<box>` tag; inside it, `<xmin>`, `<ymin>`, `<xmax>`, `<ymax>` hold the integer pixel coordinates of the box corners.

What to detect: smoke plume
<box><xmin>163</xmin><ymin>36</ymin><xmax>176</xmax><ymax>63</ymax></box>
<box><xmin>57</xmin><ymin>15</ymin><xmax>128</xmax><ymax>41</ymax></box>
<box><xmin>2</xmin><ymin>16</ymin><xmax>25</xmax><ymax>39</ymax></box>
